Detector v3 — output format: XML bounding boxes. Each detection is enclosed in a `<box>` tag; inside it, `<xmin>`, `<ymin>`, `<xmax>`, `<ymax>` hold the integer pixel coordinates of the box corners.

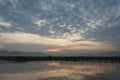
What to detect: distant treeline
<box><xmin>0</xmin><ymin>56</ymin><xmax>120</xmax><ymax>62</ymax></box>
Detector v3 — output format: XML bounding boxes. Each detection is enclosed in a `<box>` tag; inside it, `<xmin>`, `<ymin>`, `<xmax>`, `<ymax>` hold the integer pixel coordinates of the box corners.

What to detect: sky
<box><xmin>0</xmin><ymin>0</ymin><xmax>120</xmax><ymax>55</ymax></box>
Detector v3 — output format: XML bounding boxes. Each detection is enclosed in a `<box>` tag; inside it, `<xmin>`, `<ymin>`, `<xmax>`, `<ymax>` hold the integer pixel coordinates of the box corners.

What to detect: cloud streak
<box><xmin>0</xmin><ymin>32</ymin><xmax>73</xmax><ymax>46</ymax></box>
<box><xmin>1</xmin><ymin>31</ymin><xmax>119</xmax><ymax>53</ymax></box>
<box><xmin>0</xmin><ymin>20</ymin><xmax>12</xmax><ymax>28</ymax></box>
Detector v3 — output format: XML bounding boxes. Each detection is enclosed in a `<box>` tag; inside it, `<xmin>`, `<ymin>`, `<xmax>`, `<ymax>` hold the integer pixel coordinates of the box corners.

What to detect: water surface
<box><xmin>0</xmin><ymin>61</ymin><xmax>120</xmax><ymax>80</ymax></box>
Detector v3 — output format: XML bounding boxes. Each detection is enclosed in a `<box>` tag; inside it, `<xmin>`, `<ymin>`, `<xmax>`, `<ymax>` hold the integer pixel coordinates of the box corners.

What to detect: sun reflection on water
<box><xmin>0</xmin><ymin>61</ymin><xmax>120</xmax><ymax>80</ymax></box>
<box><xmin>47</xmin><ymin>62</ymin><xmax>61</xmax><ymax>67</ymax></box>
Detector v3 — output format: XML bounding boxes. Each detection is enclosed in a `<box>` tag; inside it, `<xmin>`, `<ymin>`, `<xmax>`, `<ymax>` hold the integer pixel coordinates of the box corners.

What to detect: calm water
<box><xmin>0</xmin><ymin>61</ymin><xmax>120</xmax><ymax>80</ymax></box>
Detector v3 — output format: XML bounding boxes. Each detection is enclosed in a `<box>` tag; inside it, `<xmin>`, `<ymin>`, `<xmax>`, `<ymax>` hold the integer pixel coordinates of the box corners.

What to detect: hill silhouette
<box><xmin>0</xmin><ymin>50</ymin><xmax>48</xmax><ymax>56</ymax></box>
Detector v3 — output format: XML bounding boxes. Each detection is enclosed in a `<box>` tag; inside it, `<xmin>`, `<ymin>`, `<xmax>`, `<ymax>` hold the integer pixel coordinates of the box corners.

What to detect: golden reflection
<box><xmin>0</xmin><ymin>62</ymin><xmax>119</xmax><ymax>80</ymax></box>
<box><xmin>47</xmin><ymin>62</ymin><xmax>61</xmax><ymax>67</ymax></box>
<box><xmin>68</xmin><ymin>64</ymin><xmax>103</xmax><ymax>75</ymax></box>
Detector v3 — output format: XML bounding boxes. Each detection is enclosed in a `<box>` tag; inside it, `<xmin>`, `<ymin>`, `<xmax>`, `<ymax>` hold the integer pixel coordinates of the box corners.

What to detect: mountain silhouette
<box><xmin>0</xmin><ymin>51</ymin><xmax>48</xmax><ymax>56</ymax></box>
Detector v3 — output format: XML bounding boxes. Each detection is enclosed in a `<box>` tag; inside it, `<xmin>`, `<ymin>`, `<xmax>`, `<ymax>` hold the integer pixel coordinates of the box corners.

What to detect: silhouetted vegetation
<box><xmin>0</xmin><ymin>56</ymin><xmax>120</xmax><ymax>63</ymax></box>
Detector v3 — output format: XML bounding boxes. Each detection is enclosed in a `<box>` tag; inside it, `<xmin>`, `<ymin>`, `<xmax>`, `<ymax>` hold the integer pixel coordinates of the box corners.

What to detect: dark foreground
<box><xmin>0</xmin><ymin>56</ymin><xmax>120</xmax><ymax>62</ymax></box>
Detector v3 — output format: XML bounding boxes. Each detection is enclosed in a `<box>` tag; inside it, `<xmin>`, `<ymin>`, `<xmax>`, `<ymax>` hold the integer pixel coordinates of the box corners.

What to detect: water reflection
<box><xmin>47</xmin><ymin>62</ymin><xmax>61</xmax><ymax>67</ymax></box>
<box><xmin>0</xmin><ymin>61</ymin><xmax>120</xmax><ymax>80</ymax></box>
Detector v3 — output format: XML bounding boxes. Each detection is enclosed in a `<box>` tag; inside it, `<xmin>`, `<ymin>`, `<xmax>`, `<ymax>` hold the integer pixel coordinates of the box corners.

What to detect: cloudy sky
<box><xmin>0</xmin><ymin>0</ymin><xmax>120</xmax><ymax>55</ymax></box>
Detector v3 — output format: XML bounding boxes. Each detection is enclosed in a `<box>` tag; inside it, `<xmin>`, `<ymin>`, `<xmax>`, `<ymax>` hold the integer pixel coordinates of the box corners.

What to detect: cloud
<box><xmin>33</xmin><ymin>20</ymin><xmax>47</xmax><ymax>28</ymax></box>
<box><xmin>0</xmin><ymin>0</ymin><xmax>120</xmax><ymax>53</ymax></box>
<box><xmin>0</xmin><ymin>20</ymin><xmax>12</xmax><ymax>28</ymax></box>
<box><xmin>65</xmin><ymin>44</ymin><xmax>120</xmax><ymax>52</ymax></box>
<box><xmin>0</xmin><ymin>32</ymin><xmax>73</xmax><ymax>46</ymax></box>
<box><xmin>0</xmin><ymin>0</ymin><xmax>18</xmax><ymax>8</ymax></box>
<box><xmin>45</xmin><ymin>48</ymin><xmax>62</xmax><ymax>53</ymax></box>
<box><xmin>0</xmin><ymin>45</ymin><xmax>3</xmax><ymax>48</ymax></box>
<box><xmin>0</xmin><ymin>31</ymin><xmax>119</xmax><ymax>52</ymax></box>
<box><xmin>45</xmin><ymin>41</ymin><xmax>120</xmax><ymax>53</ymax></box>
<box><xmin>9</xmin><ymin>0</ymin><xmax>18</xmax><ymax>8</ymax></box>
